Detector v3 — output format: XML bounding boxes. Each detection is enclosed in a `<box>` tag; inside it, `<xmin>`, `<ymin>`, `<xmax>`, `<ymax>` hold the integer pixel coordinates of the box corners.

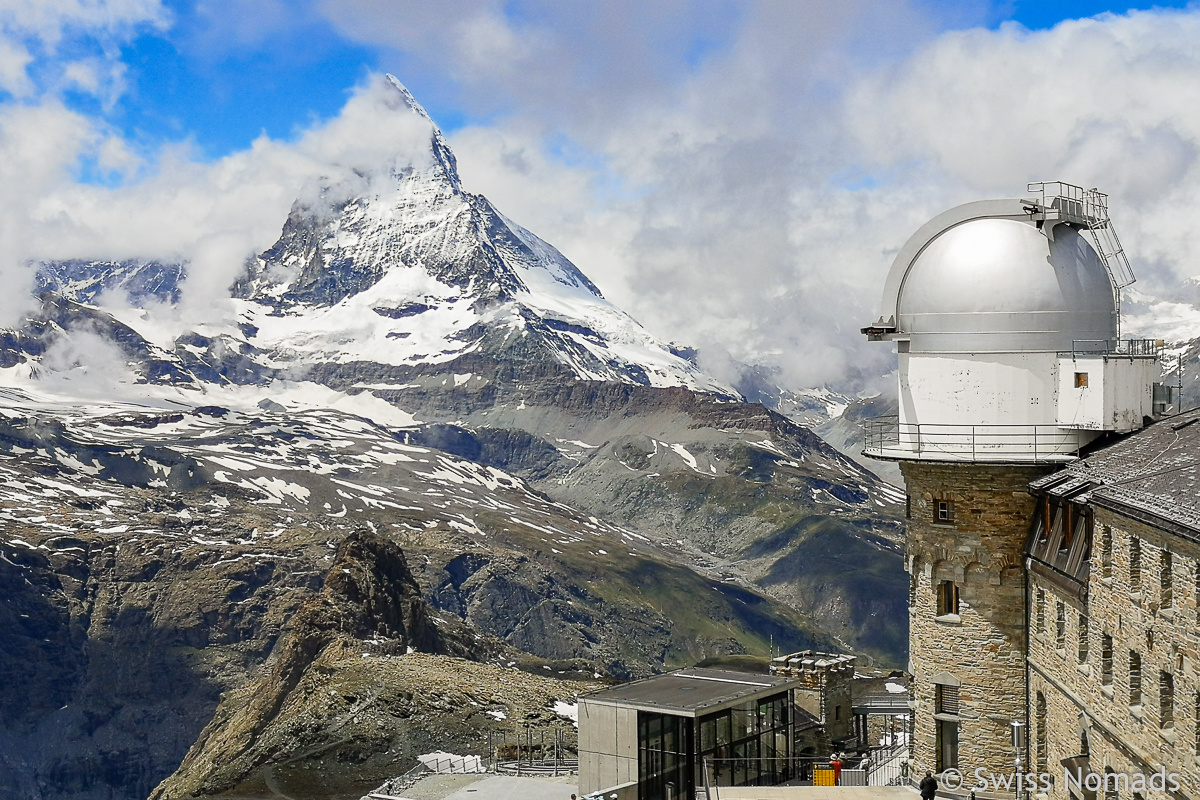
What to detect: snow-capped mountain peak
<box><xmin>22</xmin><ymin>77</ymin><xmax>732</xmax><ymax>397</ymax></box>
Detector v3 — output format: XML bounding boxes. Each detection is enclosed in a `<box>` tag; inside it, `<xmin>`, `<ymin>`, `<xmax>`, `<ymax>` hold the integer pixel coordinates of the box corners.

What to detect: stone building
<box><xmin>861</xmin><ymin>182</ymin><xmax>1194</xmax><ymax>799</ymax></box>
<box><xmin>1025</xmin><ymin>415</ymin><xmax>1200</xmax><ymax>800</ymax></box>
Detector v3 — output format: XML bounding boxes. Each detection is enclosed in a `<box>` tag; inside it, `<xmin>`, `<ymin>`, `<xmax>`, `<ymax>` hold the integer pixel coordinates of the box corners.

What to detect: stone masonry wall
<box><xmin>901</xmin><ymin>462</ymin><xmax>1051</xmax><ymax>781</ymax></box>
<box><xmin>1028</xmin><ymin>508</ymin><xmax>1200</xmax><ymax>800</ymax></box>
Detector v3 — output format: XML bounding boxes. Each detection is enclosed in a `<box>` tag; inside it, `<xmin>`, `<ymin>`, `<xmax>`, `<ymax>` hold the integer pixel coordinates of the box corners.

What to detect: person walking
<box><xmin>920</xmin><ymin>771</ymin><xmax>938</xmax><ymax>800</ymax></box>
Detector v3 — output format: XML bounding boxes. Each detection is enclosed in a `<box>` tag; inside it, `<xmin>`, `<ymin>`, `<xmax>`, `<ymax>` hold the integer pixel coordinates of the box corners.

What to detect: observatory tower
<box><xmin>862</xmin><ymin>182</ymin><xmax>1162</xmax><ymax>779</ymax></box>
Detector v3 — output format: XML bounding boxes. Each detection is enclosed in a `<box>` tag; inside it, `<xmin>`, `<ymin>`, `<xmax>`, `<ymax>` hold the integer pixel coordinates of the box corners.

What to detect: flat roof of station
<box><xmin>580</xmin><ymin>668</ymin><xmax>800</xmax><ymax>717</ymax></box>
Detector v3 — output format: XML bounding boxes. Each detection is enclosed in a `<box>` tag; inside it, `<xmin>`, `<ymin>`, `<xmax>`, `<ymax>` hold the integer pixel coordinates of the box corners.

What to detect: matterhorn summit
<box><xmin>18</xmin><ymin>75</ymin><xmax>726</xmax><ymax>396</ymax></box>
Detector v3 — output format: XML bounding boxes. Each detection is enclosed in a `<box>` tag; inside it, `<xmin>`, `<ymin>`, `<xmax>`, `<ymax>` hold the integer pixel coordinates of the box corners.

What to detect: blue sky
<box><xmin>48</xmin><ymin>0</ymin><xmax>1196</xmax><ymax>164</ymax></box>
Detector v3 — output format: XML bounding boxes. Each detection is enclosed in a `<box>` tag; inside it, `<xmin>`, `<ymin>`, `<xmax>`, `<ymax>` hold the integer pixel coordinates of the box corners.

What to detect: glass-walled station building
<box><xmin>578</xmin><ymin>669</ymin><xmax>805</xmax><ymax>800</ymax></box>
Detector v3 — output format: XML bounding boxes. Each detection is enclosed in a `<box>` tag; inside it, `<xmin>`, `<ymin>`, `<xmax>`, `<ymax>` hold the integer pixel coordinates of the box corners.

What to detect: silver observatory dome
<box><xmin>865</xmin><ymin>196</ymin><xmax>1120</xmax><ymax>353</ymax></box>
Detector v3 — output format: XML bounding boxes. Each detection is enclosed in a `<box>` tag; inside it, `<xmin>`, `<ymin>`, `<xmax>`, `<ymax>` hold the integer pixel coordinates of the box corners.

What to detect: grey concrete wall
<box><xmin>578</xmin><ymin>700</ymin><xmax>638</xmax><ymax>795</ymax></box>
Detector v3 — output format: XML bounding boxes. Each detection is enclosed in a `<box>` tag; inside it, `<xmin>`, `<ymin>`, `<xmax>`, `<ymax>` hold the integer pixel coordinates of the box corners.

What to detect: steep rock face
<box><xmin>0</xmin><ymin>517</ymin><xmax>321</xmax><ymax>800</ymax></box>
<box><xmin>150</xmin><ymin>530</ymin><xmax>487</xmax><ymax>799</ymax></box>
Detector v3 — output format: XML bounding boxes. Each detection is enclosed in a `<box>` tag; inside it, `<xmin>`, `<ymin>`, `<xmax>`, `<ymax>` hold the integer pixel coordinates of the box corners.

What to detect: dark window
<box><xmin>936</xmin><ymin>684</ymin><xmax>959</xmax><ymax>715</ymax></box>
<box><xmin>695</xmin><ymin>693</ymin><xmax>789</xmax><ymax>789</ymax></box>
<box><xmin>935</xmin><ymin>499</ymin><xmax>954</xmax><ymax>524</ymax></box>
<box><xmin>906</xmin><ymin>495</ymin><xmax>911</xmax><ymax>519</ymax></box>
<box><xmin>1194</xmin><ymin>692</ymin><xmax>1200</xmax><ymax>755</ymax></box>
<box><xmin>1078</xmin><ymin>615</ymin><xmax>1089</xmax><ymax>664</ymax></box>
<box><xmin>1101</xmin><ymin>634</ymin><xmax>1113</xmax><ymax>686</ymax></box>
<box><xmin>1056</xmin><ymin>602</ymin><xmax>1066</xmax><ymax>649</ymax></box>
<box><xmin>1129</xmin><ymin>651</ymin><xmax>1143</xmax><ymax>708</ymax></box>
<box><xmin>1104</xmin><ymin>767</ymin><xmax>1119</xmax><ymax>800</ymax></box>
<box><xmin>1130</xmin><ymin>537</ymin><xmax>1142</xmax><ymax>593</ymax></box>
<box><xmin>1036</xmin><ymin>588</ymin><xmax>1045</xmax><ymax>633</ymax></box>
<box><xmin>1160</xmin><ymin>672</ymin><xmax>1174</xmax><ymax>730</ymax></box>
<box><xmin>937</xmin><ymin>581</ymin><xmax>959</xmax><ymax>616</ymax></box>
<box><xmin>1195</xmin><ymin>564</ymin><xmax>1200</xmax><ymax>615</ymax></box>
<box><xmin>1035</xmin><ymin>692</ymin><xmax>1047</xmax><ymax>771</ymax></box>
<box><xmin>1080</xmin><ymin>730</ymin><xmax>1090</xmax><ymax>757</ymax></box>
<box><xmin>1101</xmin><ymin>525</ymin><xmax>1112</xmax><ymax>579</ymax></box>
<box><xmin>639</xmin><ymin>712</ymin><xmax>692</xmax><ymax>800</ymax></box>
<box><xmin>1161</xmin><ymin>549</ymin><xmax>1173</xmax><ymax>608</ymax></box>
<box><xmin>936</xmin><ymin>719</ymin><xmax>958</xmax><ymax>771</ymax></box>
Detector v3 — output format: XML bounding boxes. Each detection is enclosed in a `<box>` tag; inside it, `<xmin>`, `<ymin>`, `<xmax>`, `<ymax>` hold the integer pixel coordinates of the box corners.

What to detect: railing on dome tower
<box><xmin>1060</xmin><ymin>338</ymin><xmax>1163</xmax><ymax>357</ymax></box>
<box><xmin>862</xmin><ymin>416</ymin><xmax>1089</xmax><ymax>463</ymax></box>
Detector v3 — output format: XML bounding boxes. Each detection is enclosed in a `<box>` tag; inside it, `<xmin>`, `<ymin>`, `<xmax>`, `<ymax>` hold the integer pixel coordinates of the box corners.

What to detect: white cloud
<box><xmin>436</xmin><ymin>6</ymin><xmax>1200</xmax><ymax>390</ymax></box>
<box><xmin>8</xmin><ymin>3</ymin><xmax>1200</xmax><ymax>398</ymax></box>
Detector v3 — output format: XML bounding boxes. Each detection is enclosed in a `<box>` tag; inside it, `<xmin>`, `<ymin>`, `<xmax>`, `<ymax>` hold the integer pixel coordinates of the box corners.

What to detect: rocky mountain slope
<box><xmin>0</xmin><ymin>390</ymin><xmax>836</xmax><ymax>799</ymax></box>
<box><xmin>0</xmin><ymin>75</ymin><xmax>909</xmax><ymax>799</ymax></box>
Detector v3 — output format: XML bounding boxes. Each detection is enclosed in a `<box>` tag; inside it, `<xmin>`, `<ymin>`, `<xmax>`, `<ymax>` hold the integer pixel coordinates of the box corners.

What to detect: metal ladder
<box><xmin>1027</xmin><ymin>180</ymin><xmax>1136</xmax><ymax>336</ymax></box>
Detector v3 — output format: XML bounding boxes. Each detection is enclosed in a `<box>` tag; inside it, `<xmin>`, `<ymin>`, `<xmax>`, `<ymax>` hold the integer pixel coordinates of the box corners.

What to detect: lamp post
<box><xmin>1011</xmin><ymin>720</ymin><xmax>1027</xmax><ymax>798</ymax></box>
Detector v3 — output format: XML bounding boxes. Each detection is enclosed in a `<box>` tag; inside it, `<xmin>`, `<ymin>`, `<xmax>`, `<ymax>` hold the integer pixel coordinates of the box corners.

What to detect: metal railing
<box><xmin>1026</xmin><ymin>181</ymin><xmax>1135</xmax><ymax>289</ymax></box>
<box><xmin>699</xmin><ymin>748</ymin><xmax>911</xmax><ymax>794</ymax></box>
<box><xmin>1061</xmin><ymin>339</ymin><xmax>1161</xmax><ymax>357</ymax></box>
<box><xmin>862</xmin><ymin>417</ymin><xmax>1088</xmax><ymax>463</ymax></box>
<box><xmin>852</xmin><ymin>693</ymin><xmax>912</xmax><ymax>714</ymax></box>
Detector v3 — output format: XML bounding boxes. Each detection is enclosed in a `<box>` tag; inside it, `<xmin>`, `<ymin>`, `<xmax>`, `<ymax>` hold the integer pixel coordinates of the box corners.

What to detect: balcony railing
<box><xmin>1060</xmin><ymin>339</ymin><xmax>1162</xmax><ymax>357</ymax></box>
<box><xmin>862</xmin><ymin>417</ymin><xmax>1088</xmax><ymax>463</ymax></box>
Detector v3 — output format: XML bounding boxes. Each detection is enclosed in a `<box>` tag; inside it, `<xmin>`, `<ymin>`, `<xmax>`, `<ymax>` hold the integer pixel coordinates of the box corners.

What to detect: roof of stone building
<box><xmin>1030</xmin><ymin>410</ymin><xmax>1200</xmax><ymax>538</ymax></box>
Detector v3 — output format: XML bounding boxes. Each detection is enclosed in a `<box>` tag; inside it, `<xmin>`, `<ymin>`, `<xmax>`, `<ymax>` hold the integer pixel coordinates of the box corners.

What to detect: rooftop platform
<box><xmin>580</xmin><ymin>668</ymin><xmax>800</xmax><ymax>717</ymax></box>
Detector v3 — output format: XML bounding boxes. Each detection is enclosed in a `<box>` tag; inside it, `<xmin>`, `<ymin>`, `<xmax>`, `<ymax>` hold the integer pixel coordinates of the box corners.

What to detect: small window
<box><xmin>937</xmin><ymin>581</ymin><xmax>959</xmax><ymax>616</ymax></box>
<box><xmin>835</xmin><ymin>704</ymin><xmax>842</xmax><ymax>720</ymax></box>
<box><xmin>1130</xmin><ymin>537</ymin><xmax>1142</xmax><ymax>593</ymax></box>
<box><xmin>1078</xmin><ymin>615</ymin><xmax>1089</xmax><ymax>664</ymax></box>
<box><xmin>1101</xmin><ymin>634</ymin><xmax>1113</xmax><ymax>686</ymax></box>
<box><xmin>936</xmin><ymin>684</ymin><xmax>960</xmax><ymax>715</ymax></box>
<box><xmin>1035</xmin><ymin>692</ymin><xmax>1047</xmax><ymax>771</ymax></box>
<box><xmin>1075</xmin><ymin>372</ymin><xmax>1089</xmax><ymax>388</ymax></box>
<box><xmin>1194</xmin><ymin>691</ymin><xmax>1200</xmax><ymax>755</ymax></box>
<box><xmin>1161</xmin><ymin>672</ymin><xmax>1175</xmax><ymax>729</ymax></box>
<box><xmin>1104</xmin><ymin>768</ymin><xmax>1119</xmax><ymax>800</ymax></box>
<box><xmin>906</xmin><ymin>495</ymin><xmax>911</xmax><ymax>519</ymax></box>
<box><xmin>1056</xmin><ymin>601</ymin><xmax>1066</xmax><ymax>649</ymax></box>
<box><xmin>1161</xmin><ymin>549</ymin><xmax>1173</xmax><ymax>608</ymax></box>
<box><xmin>1101</xmin><ymin>526</ymin><xmax>1112</xmax><ymax>580</ymax></box>
<box><xmin>1130</xmin><ymin>651</ymin><xmax>1143</xmax><ymax>707</ymax></box>
<box><xmin>1036</xmin><ymin>588</ymin><xmax>1046</xmax><ymax>633</ymax></box>
<box><xmin>935</xmin><ymin>499</ymin><xmax>955</xmax><ymax>524</ymax></box>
